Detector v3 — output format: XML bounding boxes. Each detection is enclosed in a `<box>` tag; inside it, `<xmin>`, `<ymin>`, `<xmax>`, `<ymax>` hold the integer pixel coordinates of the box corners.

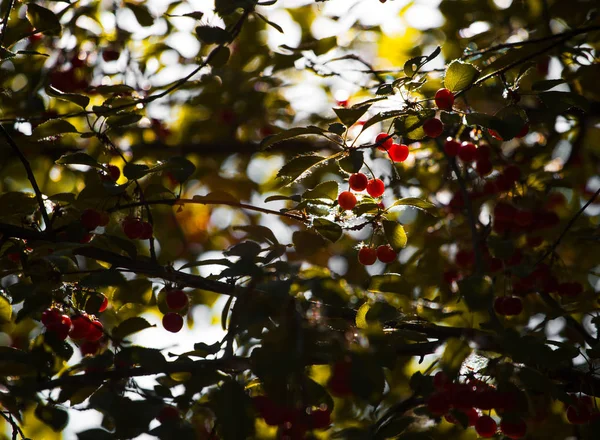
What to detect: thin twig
<box><xmin>0</xmin><ymin>125</ymin><xmax>52</xmax><ymax>230</ymax></box>
<box><xmin>0</xmin><ymin>410</ymin><xmax>25</xmax><ymax>440</ymax></box>
<box><xmin>0</xmin><ymin>0</ymin><xmax>15</xmax><ymax>47</ymax></box>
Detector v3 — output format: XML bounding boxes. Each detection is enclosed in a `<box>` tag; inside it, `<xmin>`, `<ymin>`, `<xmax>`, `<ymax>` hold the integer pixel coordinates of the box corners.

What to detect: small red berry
<box><xmin>81</xmin><ymin>209</ymin><xmax>102</xmax><ymax>230</ymax></box>
<box><xmin>500</xmin><ymin>418</ymin><xmax>527</xmax><ymax>439</ymax></box>
<box><xmin>100</xmin><ymin>164</ymin><xmax>120</xmax><ymax>182</ymax></box>
<box><xmin>98</xmin><ymin>294</ymin><xmax>108</xmax><ymax>313</ymax></box>
<box><xmin>123</xmin><ymin>218</ymin><xmax>144</xmax><ymax>239</ymax></box>
<box><xmin>86</xmin><ymin>319</ymin><xmax>104</xmax><ymax>342</ymax></box>
<box><xmin>358</xmin><ymin>247</ymin><xmax>377</xmax><ymax>266</ymax></box>
<box><xmin>328</xmin><ymin>361</ymin><xmax>352</xmax><ymax>397</ymax></box>
<box><xmin>157</xmin><ymin>406</ymin><xmax>180</xmax><ymax>424</ymax></box>
<box><xmin>139</xmin><ymin>222</ymin><xmax>153</xmax><ymax>240</ymax></box>
<box><xmin>433</xmin><ymin>371</ymin><xmax>449</xmax><ymax>390</ymax></box>
<box><xmin>376</xmin><ymin>244</ymin><xmax>397</xmax><ymax>263</ymax></box>
<box><xmin>47</xmin><ymin>314</ymin><xmax>72</xmax><ymax>340</ymax></box>
<box><xmin>503</xmin><ymin>297</ymin><xmax>523</xmax><ymax>316</ymax></box>
<box><xmin>476</xmin><ymin>159</ymin><xmax>493</xmax><ymax>176</ymax></box>
<box><xmin>502</xmin><ymin>165</ymin><xmax>521</xmax><ymax>183</ymax></box>
<box><xmin>435</xmin><ymin>88</ymin><xmax>454</xmax><ymax>110</ymax></box>
<box><xmin>98</xmin><ymin>211</ymin><xmax>110</xmax><ymax>227</ymax></box>
<box><xmin>310</xmin><ymin>408</ymin><xmax>332</xmax><ymax>429</ymax></box>
<box><xmin>427</xmin><ymin>392</ymin><xmax>451</xmax><ymax>416</ymax></box>
<box><xmin>567</xmin><ymin>404</ymin><xmax>591</xmax><ymax>424</ymax></box>
<box><xmin>69</xmin><ymin>314</ymin><xmax>92</xmax><ymax>339</ymax></box>
<box><xmin>515</xmin><ymin>123</ymin><xmax>529</xmax><ymax>138</ymax></box>
<box><xmin>458</xmin><ymin>142</ymin><xmax>477</xmax><ymax>162</ymax></box>
<box><xmin>80</xmin><ymin>340</ymin><xmax>101</xmax><ymax>356</ymax></box>
<box><xmin>423</xmin><ymin>118</ymin><xmax>444</xmax><ymax>138</ymax></box>
<box><xmin>375</xmin><ymin>132</ymin><xmax>393</xmax><ymax>151</ymax></box>
<box><xmin>338</xmin><ymin>191</ymin><xmax>357</xmax><ymax>210</ymax></box>
<box><xmin>455</xmin><ymin>249</ymin><xmax>474</xmax><ymax>268</ymax></box>
<box><xmin>475</xmin><ymin>415</ymin><xmax>497</xmax><ymax>438</ymax></box>
<box><xmin>389</xmin><ymin>143</ymin><xmax>409</xmax><ymax>162</ymax></box>
<box><xmin>443</xmin><ymin>139</ymin><xmax>460</xmax><ymax>157</ymax></box>
<box><xmin>163</xmin><ymin>312</ymin><xmax>184</xmax><ymax>333</ymax></box>
<box><xmin>349</xmin><ymin>173</ymin><xmax>368</xmax><ymax>191</ymax></box>
<box><xmin>41</xmin><ymin>308</ymin><xmax>62</xmax><ymax>327</ymax></box>
<box><xmin>366</xmin><ymin>178</ymin><xmax>385</xmax><ymax>197</ymax></box>
<box><xmin>475</xmin><ymin>144</ymin><xmax>492</xmax><ymax>161</ymax></box>
<box><xmin>166</xmin><ymin>289</ymin><xmax>189</xmax><ymax>310</ymax></box>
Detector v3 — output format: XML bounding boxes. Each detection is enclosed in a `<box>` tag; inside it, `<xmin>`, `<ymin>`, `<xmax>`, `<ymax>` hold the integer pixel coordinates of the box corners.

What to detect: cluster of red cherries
<box><xmin>161</xmin><ymin>288</ymin><xmax>189</xmax><ymax>333</ymax></box>
<box><xmin>41</xmin><ymin>303</ymin><xmax>106</xmax><ymax>354</ymax></box>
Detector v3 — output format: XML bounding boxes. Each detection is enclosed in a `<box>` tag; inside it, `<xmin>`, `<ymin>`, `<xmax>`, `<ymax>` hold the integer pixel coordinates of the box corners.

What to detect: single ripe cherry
<box><xmin>349</xmin><ymin>173</ymin><xmax>368</xmax><ymax>191</ymax></box>
<box><xmin>443</xmin><ymin>139</ymin><xmax>460</xmax><ymax>157</ymax></box>
<box><xmin>376</xmin><ymin>244</ymin><xmax>397</xmax><ymax>263</ymax></box>
<box><xmin>476</xmin><ymin>159</ymin><xmax>493</xmax><ymax>177</ymax></box>
<box><xmin>435</xmin><ymin>88</ymin><xmax>455</xmax><ymax>110</ymax></box>
<box><xmin>458</xmin><ymin>142</ymin><xmax>477</xmax><ymax>162</ymax></box>
<box><xmin>98</xmin><ymin>294</ymin><xmax>108</xmax><ymax>313</ymax></box>
<box><xmin>98</xmin><ymin>211</ymin><xmax>110</xmax><ymax>227</ymax></box>
<box><xmin>358</xmin><ymin>247</ymin><xmax>377</xmax><ymax>266</ymax></box>
<box><xmin>338</xmin><ymin>191</ymin><xmax>357</xmax><ymax>210</ymax></box>
<box><xmin>566</xmin><ymin>404</ymin><xmax>591</xmax><ymax>424</ymax></box>
<box><xmin>423</xmin><ymin>118</ymin><xmax>443</xmax><ymax>138</ymax></box>
<box><xmin>86</xmin><ymin>319</ymin><xmax>104</xmax><ymax>341</ymax></box>
<box><xmin>41</xmin><ymin>308</ymin><xmax>62</xmax><ymax>327</ymax></box>
<box><xmin>366</xmin><ymin>178</ymin><xmax>385</xmax><ymax>197</ymax></box>
<box><xmin>163</xmin><ymin>312</ymin><xmax>184</xmax><ymax>333</ymax></box>
<box><xmin>166</xmin><ymin>289</ymin><xmax>189</xmax><ymax>310</ymax></box>
<box><xmin>81</xmin><ymin>209</ymin><xmax>103</xmax><ymax>230</ymax></box>
<box><xmin>80</xmin><ymin>340</ymin><xmax>101</xmax><ymax>356</ymax></box>
<box><xmin>475</xmin><ymin>415</ymin><xmax>497</xmax><ymax>438</ymax></box>
<box><xmin>389</xmin><ymin>143</ymin><xmax>409</xmax><ymax>162</ymax></box>
<box><xmin>69</xmin><ymin>314</ymin><xmax>92</xmax><ymax>339</ymax></box>
<box><xmin>157</xmin><ymin>406</ymin><xmax>180</xmax><ymax>424</ymax></box>
<box><xmin>47</xmin><ymin>314</ymin><xmax>72</xmax><ymax>340</ymax></box>
<box><xmin>433</xmin><ymin>371</ymin><xmax>449</xmax><ymax>390</ymax></box>
<box><xmin>328</xmin><ymin>361</ymin><xmax>352</xmax><ymax>397</ymax></box>
<box><xmin>139</xmin><ymin>222</ymin><xmax>153</xmax><ymax>240</ymax></box>
<box><xmin>427</xmin><ymin>392</ymin><xmax>451</xmax><ymax>416</ymax></box>
<box><xmin>123</xmin><ymin>218</ymin><xmax>144</xmax><ymax>239</ymax></box>
<box><xmin>375</xmin><ymin>132</ymin><xmax>393</xmax><ymax>151</ymax></box>
<box><xmin>500</xmin><ymin>418</ymin><xmax>527</xmax><ymax>439</ymax></box>
<box><xmin>515</xmin><ymin>123</ymin><xmax>529</xmax><ymax>138</ymax></box>
<box><xmin>100</xmin><ymin>164</ymin><xmax>121</xmax><ymax>182</ymax></box>
<box><xmin>310</xmin><ymin>408</ymin><xmax>332</xmax><ymax>429</ymax></box>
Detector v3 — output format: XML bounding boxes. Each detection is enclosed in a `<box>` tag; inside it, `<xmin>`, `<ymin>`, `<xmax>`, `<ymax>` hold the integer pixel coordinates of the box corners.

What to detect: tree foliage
<box><xmin>0</xmin><ymin>0</ymin><xmax>600</xmax><ymax>439</ymax></box>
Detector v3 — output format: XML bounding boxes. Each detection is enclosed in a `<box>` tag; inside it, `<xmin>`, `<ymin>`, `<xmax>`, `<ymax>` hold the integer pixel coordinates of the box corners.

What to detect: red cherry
<box><xmin>389</xmin><ymin>143</ymin><xmax>409</xmax><ymax>162</ymax></box>
<box><xmin>487</xmin><ymin>257</ymin><xmax>503</xmax><ymax>273</ymax></box>
<box><xmin>433</xmin><ymin>371</ymin><xmax>449</xmax><ymax>389</ymax></box>
<box><xmin>443</xmin><ymin>268</ymin><xmax>459</xmax><ymax>284</ymax></box>
<box><xmin>358</xmin><ymin>247</ymin><xmax>377</xmax><ymax>266</ymax></box>
<box><xmin>80</xmin><ymin>340</ymin><xmax>101</xmax><ymax>356</ymax></box>
<box><xmin>458</xmin><ymin>142</ymin><xmax>477</xmax><ymax>162</ymax></box>
<box><xmin>123</xmin><ymin>218</ymin><xmax>144</xmax><ymax>239</ymax></box>
<box><xmin>100</xmin><ymin>164</ymin><xmax>120</xmax><ymax>182</ymax></box>
<box><xmin>98</xmin><ymin>294</ymin><xmax>108</xmax><ymax>313</ymax></box>
<box><xmin>493</xmin><ymin>202</ymin><xmax>516</xmax><ymax>222</ymax></box>
<box><xmin>69</xmin><ymin>314</ymin><xmax>92</xmax><ymax>339</ymax></box>
<box><xmin>514</xmin><ymin>210</ymin><xmax>533</xmax><ymax>227</ymax></box>
<box><xmin>166</xmin><ymin>289</ymin><xmax>189</xmax><ymax>310</ymax></box>
<box><xmin>253</xmin><ymin>396</ymin><xmax>287</xmax><ymax>426</ymax></box>
<box><xmin>567</xmin><ymin>404</ymin><xmax>592</xmax><ymax>424</ymax></box>
<box><xmin>427</xmin><ymin>392</ymin><xmax>451</xmax><ymax>416</ymax></box>
<box><xmin>41</xmin><ymin>308</ymin><xmax>62</xmax><ymax>327</ymax></box>
<box><xmin>475</xmin><ymin>144</ymin><xmax>492</xmax><ymax>161</ymax></box>
<box><xmin>376</xmin><ymin>244</ymin><xmax>397</xmax><ymax>263</ymax></box>
<box><xmin>455</xmin><ymin>249</ymin><xmax>474</xmax><ymax>268</ymax></box>
<box><xmin>310</xmin><ymin>408</ymin><xmax>332</xmax><ymax>429</ymax></box>
<box><xmin>475</xmin><ymin>415</ymin><xmax>497</xmax><ymax>438</ymax></box>
<box><xmin>375</xmin><ymin>132</ymin><xmax>393</xmax><ymax>151</ymax></box>
<box><xmin>349</xmin><ymin>173</ymin><xmax>368</xmax><ymax>191</ymax></box>
<box><xmin>423</xmin><ymin>118</ymin><xmax>444</xmax><ymax>138</ymax></box>
<box><xmin>502</xmin><ymin>165</ymin><xmax>521</xmax><ymax>183</ymax></box>
<box><xmin>503</xmin><ymin>297</ymin><xmax>523</xmax><ymax>316</ymax></box>
<box><xmin>328</xmin><ymin>361</ymin><xmax>352</xmax><ymax>397</ymax></box>
<box><xmin>500</xmin><ymin>418</ymin><xmax>527</xmax><ymax>439</ymax></box>
<box><xmin>435</xmin><ymin>88</ymin><xmax>455</xmax><ymax>110</ymax></box>
<box><xmin>515</xmin><ymin>124</ymin><xmax>529</xmax><ymax>138</ymax></box>
<box><xmin>139</xmin><ymin>222</ymin><xmax>153</xmax><ymax>240</ymax></box>
<box><xmin>47</xmin><ymin>315</ymin><xmax>72</xmax><ymax>340</ymax></box>
<box><xmin>157</xmin><ymin>406</ymin><xmax>180</xmax><ymax>424</ymax></box>
<box><xmin>86</xmin><ymin>319</ymin><xmax>104</xmax><ymax>341</ymax></box>
<box><xmin>494</xmin><ymin>297</ymin><xmax>508</xmax><ymax>315</ymax></box>
<box><xmin>98</xmin><ymin>211</ymin><xmax>110</xmax><ymax>227</ymax></box>
<box><xmin>81</xmin><ymin>209</ymin><xmax>102</xmax><ymax>230</ymax></box>
<box><xmin>163</xmin><ymin>312</ymin><xmax>184</xmax><ymax>333</ymax></box>
<box><xmin>445</xmin><ymin>407</ymin><xmax>479</xmax><ymax>426</ymax></box>
<box><xmin>476</xmin><ymin>159</ymin><xmax>493</xmax><ymax>177</ymax></box>
<box><xmin>443</xmin><ymin>139</ymin><xmax>460</xmax><ymax>157</ymax></box>
<box><xmin>366</xmin><ymin>178</ymin><xmax>385</xmax><ymax>197</ymax></box>
<box><xmin>80</xmin><ymin>233</ymin><xmax>94</xmax><ymax>244</ymax></box>
<box><xmin>7</xmin><ymin>252</ymin><xmax>20</xmax><ymax>263</ymax></box>
<box><xmin>474</xmin><ymin>389</ymin><xmax>497</xmax><ymax>410</ymax></box>
<box><xmin>338</xmin><ymin>191</ymin><xmax>357</xmax><ymax>210</ymax></box>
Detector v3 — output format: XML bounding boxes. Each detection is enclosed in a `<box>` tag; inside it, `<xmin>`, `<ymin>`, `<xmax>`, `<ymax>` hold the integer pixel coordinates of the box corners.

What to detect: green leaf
<box><xmin>292</xmin><ymin>230</ymin><xmax>326</xmax><ymax>256</ymax></box>
<box><xmin>234</xmin><ymin>225</ymin><xmax>279</xmax><ymax>245</ymax></box>
<box><xmin>260</xmin><ymin>126</ymin><xmax>329</xmax><ymax>150</ymax></box>
<box><xmin>35</xmin><ymin>404</ymin><xmax>69</xmax><ymax>432</ymax></box>
<box><xmin>386</xmin><ymin>197</ymin><xmax>438</xmax><ymax>216</ymax></box>
<box><xmin>126</xmin><ymin>2</ymin><xmax>155</xmax><ymax>27</ymax></box>
<box><xmin>27</xmin><ymin>4</ymin><xmax>61</xmax><ymax>36</ymax></box>
<box><xmin>531</xmin><ymin>79</ymin><xmax>566</xmax><ymax>91</ymax></box>
<box><xmin>46</xmin><ymin>85</ymin><xmax>89</xmax><ymax>108</ymax></box>
<box><xmin>0</xmin><ymin>295</ymin><xmax>11</xmax><ymax>323</ymax></box>
<box><xmin>148</xmin><ymin>157</ymin><xmax>196</xmax><ymax>182</ymax></box>
<box><xmin>338</xmin><ymin>150</ymin><xmax>364</xmax><ymax>174</ymax></box>
<box><xmin>441</xmin><ymin>337</ymin><xmax>471</xmax><ymax>378</ymax></box>
<box><xmin>31</xmin><ymin>119</ymin><xmax>78</xmax><ymax>140</ymax></box>
<box><xmin>123</xmin><ymin>163</ymin><xmax>150</xmax><ymax>180</ymax></box>
<box><xmin>208</xmin><ymin>46</ymin><xmax>231</xmax><ymax>67</ymax></box>
<box><xmin>303</xmin><ymin>181</ymin><xmax>338</xmax><ymax>201</ymax></box>
<box><xmin>112</xmin><ymin>317</ymin><xmax>155</xmax><ymax>340</ymax></box>
<box><xmin>493</xmin><ymin>105</ymin><xmax>528</xmax><ymax>140</ymax></box>
<box><xmin>369</xmin><ymin>274</ymin><xmax>408</xmax><ymax>294</ymax></box>
<box><xmin>538</xmin><ymin>91</ymin><xmax>590</xmax><ymax>113</ymax></box>
<box><xmin>195</xmin><ymin>25</ymin><xmax>231</xmax><ymax>44</ymax></box>
<box><xmin>444</xmin><ymin>60</ymin><xmax>480</xmax><ymax>92</ymax></box>
<box><xmin>77</xmin><ymin>429</ymin><xmax>114</xmax><ymax>440</ymax></box>
<box><xmin>333</xmin><ymin>102</ymin><xmax>371</xmax><ymax>127</ymax></box>
<box><xmin>376</xmin><ymin>416</ymin><xmax>415</xmax><ymax>439</ymax></box>
<box><xmin>56</xmin><ymin>152</ymin><xmax>101</xmax><ymax>168</ymax></box>
<box><xmin>328</xmin><ymin>122</ymin><xmax>346</xmax><ymax>135</ymax></box>
<box><xmin>382</xmin><ymin>220</ymin><xmax>407</xmax><ymax>252</ymax></box>
<box><xmin>106</xmin><ymin>113</ymin><xmax>142</xmax><ymax>128</ymax></box>
<box><xmin>277</xmin><ymin>155</ymin><xmax>328</xmax><ymax>185</ymax></box>
<box><xmin>80</xmin><ymin>270</ymin><xmax>126</xmax><ymax>288</ymax></box>
<box><xmin>359</xmin><ymin>110</ymin><xmax>406</xmax><ymax>133</ymax></box>
<box><xmin>440</xmin><ymin>111</ymin><xmax>461</xmax><ymax>126</ymax></box>
<box><xmin>313</xmin><ymin>218</ymin><xmax>343</xmax><ymax>242</ymax></box>
<box><xmin>465</xmin><ymin>112</ymin><xmax>499</xmax><ymax>129</ymax></box>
